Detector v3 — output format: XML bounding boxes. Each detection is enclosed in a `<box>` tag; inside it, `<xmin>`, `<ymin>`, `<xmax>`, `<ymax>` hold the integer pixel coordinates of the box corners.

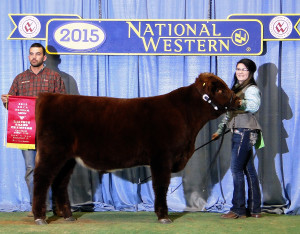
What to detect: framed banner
<box><xmin>6</xmin><ymin>96</ymin><xmax>37</xmax><ymax>150</ymax></box>
<box><xmin>46</xmin><ymin>19</ymin><xmax>263</xmax><ymax>56</ymax></box>
<box><xmin>7</xmin><ymin>14</ymin><xmax>81</xmax><ymax>40</ymax></box>
<box><xmin>228</xmin><ymin>14</ymin><xmax>300</xmax><ymax>41</ymax></box>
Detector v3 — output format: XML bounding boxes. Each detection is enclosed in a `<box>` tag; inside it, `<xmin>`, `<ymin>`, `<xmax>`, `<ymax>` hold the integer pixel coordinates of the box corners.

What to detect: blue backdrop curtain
<box><xmin>0</xmin><ymin>0</ymin><xmax>299</xmax><ymax>215</ymax></box>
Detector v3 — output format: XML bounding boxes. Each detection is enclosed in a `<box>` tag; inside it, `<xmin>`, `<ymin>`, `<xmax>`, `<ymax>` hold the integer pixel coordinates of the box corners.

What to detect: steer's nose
<box><xmin>234</xmin><ymin>96</ymin><xmax>241</xmax><ymax>109</ymax></box>
<box><xmin>228</xmin><ymin>95</ymin><xmax>241</xmax><ymax>111</ymax></box>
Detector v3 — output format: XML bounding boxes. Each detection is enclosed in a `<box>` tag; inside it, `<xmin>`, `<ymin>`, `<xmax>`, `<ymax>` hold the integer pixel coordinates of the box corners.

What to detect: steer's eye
<box><xmin>217</xmin><ymin>89</ymin><xmax>223</xmax><ymax>94</ymax></box>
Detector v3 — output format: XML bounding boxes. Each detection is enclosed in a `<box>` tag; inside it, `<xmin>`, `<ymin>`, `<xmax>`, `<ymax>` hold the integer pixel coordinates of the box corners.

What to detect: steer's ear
<box><xmin>195</xmin><ymin>73</ymin><xmax>211</xmax><ymax>94</ymax></box>
<box><xmin>195</xmin><ymin>73</ymin><xmax>227</xmax><ymax>97</ymax></box>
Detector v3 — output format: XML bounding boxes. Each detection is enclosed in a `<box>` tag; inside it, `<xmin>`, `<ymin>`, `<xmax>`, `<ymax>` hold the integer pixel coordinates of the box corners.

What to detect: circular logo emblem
<box><xmin>18</xmin><ymin>16</ymin><xmax>41</xmax><ymax>38</ymax></box>
<box><xmin>269</xmin><ymin>16</ymin><xmax>293</xmax><ymax>39</ymax></box>
<box><xmin>231</xmin><ymin>29</ymin><xmax>249</xmax><ymax>46</ymax></box>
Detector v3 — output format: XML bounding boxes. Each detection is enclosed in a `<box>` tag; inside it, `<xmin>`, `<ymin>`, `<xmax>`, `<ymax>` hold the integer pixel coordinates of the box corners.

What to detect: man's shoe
<box><xmin>221</xmin><ymin>211</ymin><xmax>246</xmax><ymax>219</ymax></box>
<box><xmin>27</xmin><ymin>211</ymin><xmax>34</xmax><ymax>217</ymax></box>
<box><xmin>250</xmin><ymin>213</ymin><xmax>262</xmax><ymax>218</ymax></box>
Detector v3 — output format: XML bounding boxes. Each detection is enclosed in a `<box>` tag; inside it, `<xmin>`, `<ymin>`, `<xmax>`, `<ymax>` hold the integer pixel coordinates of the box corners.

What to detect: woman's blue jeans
<box><xmin>230</xmin><ymin>128</ymin><xmax>261</xmax><ymax>216</ymax></box>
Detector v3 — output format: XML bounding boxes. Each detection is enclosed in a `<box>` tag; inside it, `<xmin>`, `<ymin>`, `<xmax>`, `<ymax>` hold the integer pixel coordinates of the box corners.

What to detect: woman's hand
<box><xmin>212</xmin><ymin>132</ymin><xmax>220</xmax><ymax>140</ymax></box>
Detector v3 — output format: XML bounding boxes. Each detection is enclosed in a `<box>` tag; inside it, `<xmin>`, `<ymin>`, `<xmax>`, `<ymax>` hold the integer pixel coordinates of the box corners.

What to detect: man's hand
<box><xmin>1</xmin><ymin>94</ymin><xmax>9</xmax><ymax>104</ymax></box>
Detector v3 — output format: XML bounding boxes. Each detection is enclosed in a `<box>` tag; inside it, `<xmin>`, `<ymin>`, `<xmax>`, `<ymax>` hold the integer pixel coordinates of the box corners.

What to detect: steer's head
<box><xmin>194</xmin><ymin>72</ymin><xmax>240</xmax><ymax>113</ymax></box>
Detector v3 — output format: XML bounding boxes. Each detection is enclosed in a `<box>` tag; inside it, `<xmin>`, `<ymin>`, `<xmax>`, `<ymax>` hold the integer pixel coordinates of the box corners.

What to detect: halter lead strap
<box><xmin>202</xmin><ymin>94</ymin><xmax>223</xmax><ymax>111</ymax></box>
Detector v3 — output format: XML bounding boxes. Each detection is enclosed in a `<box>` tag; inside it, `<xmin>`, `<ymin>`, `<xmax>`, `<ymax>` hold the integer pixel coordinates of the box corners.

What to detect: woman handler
<box><xmin>212</xmin><ymin>58</ymin><xmax>262</xmax><ymax>219</ymax></box>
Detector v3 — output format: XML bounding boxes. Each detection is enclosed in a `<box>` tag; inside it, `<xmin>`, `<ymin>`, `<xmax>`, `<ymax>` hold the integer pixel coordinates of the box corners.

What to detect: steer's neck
<box><xmin>170</xmin><ymin>84</ymin><xmax>220</xmax><ymax>134</ymax></box>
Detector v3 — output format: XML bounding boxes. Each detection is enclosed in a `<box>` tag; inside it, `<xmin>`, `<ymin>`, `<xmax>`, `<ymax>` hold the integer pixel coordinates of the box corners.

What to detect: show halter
<box><xmin>202</xmin><ymin>94</ymin><xmax>221</xmax><ymax>111</ymax></box>
<box><xmin>201</xmin><ymin>82</ymin><xmax>234</xmax><ymax>111</ymax></box>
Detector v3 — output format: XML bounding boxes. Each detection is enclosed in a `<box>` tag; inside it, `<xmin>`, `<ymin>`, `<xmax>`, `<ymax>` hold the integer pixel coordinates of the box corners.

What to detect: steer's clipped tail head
<box><xmin>195</xmin><ymin>72</ymin><xmax>241</xmax><ymax>112</ymax></box>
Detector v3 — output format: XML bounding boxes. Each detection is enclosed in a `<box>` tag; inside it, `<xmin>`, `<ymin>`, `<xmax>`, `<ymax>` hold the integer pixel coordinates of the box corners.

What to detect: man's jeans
<box><xmin>22</xmin><ymin>149</ymin><xmax>51</xmax><ymax>209</ymax></box>
<box><xmin>22</xmin><ymin>149</ymin><xmax>36</xmax><ymax>205</ymax></box>
<box><xmin>230</xmin><ymin>128</ymin><xmax>261</xmax><ymax>216</ymax></box>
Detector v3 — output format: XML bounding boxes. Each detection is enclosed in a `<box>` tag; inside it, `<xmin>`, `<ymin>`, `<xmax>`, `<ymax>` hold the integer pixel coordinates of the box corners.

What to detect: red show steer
<box><xmin>32</xmin><ymin>73</ymin><xmax>240</xmax><ymax>225</ymax></box>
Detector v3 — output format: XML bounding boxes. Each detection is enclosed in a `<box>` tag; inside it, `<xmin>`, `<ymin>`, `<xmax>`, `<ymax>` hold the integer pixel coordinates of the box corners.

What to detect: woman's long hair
<box><xmin>231</xmin><ymin>58</ymin><xmax>257</xmax><ymax>93</ymax></box>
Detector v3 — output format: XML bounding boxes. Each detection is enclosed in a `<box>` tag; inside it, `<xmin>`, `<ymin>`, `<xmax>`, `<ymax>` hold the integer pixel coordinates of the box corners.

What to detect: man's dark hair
<box><xmin>30</xmin><ymin>43</ymin><xmax>46</xmax><ymax>56</ymax></box>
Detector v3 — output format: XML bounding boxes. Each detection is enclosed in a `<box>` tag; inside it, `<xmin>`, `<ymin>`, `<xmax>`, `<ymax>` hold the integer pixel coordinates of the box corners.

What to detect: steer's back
<box><xmin>35</xmin><ymin>92</ymin><xmax>190</xmax><ymax>170</ymax></box>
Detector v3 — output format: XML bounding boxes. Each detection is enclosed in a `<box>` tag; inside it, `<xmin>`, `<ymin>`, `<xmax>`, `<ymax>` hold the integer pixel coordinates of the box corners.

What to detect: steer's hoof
<box><xmin>158</xmin><ymin>218</ymin><xmax>172</xmax><ymax>224</ymax></box>
<box><xmin>35</xmin><ymin>219</ymin><xmax>48</xmax><ymax>225</ymax></box>
<box><xmin>64</xmin><ymin>216</ymin><xmax>77</xmax><ymax>222</ymax></box>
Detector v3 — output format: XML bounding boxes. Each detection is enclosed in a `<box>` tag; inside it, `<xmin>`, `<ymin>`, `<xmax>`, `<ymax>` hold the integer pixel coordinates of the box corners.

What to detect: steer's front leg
<box><xmin>32</xmin><ymin>165</ymin><xmax>52</xmax><ymax>225</ymax></box>
<box><xmin>150</xmin><ymin>163</ymin><xmax>172</xmax><ymax>224</ymax></box>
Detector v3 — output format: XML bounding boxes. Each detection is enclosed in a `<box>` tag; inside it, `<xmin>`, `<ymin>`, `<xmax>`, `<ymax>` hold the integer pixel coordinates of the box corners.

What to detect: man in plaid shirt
<box><xmin>1</xmin><ymin>43</ymin><xmax>66</xmax><ymax>216</ymax></box>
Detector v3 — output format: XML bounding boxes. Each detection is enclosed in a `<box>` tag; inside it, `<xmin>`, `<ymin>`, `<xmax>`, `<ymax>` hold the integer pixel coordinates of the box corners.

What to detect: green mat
<box><xmin>0</xmin><ymin>211</ymin><xmax>298</xmax><ymax>233</ymax></box>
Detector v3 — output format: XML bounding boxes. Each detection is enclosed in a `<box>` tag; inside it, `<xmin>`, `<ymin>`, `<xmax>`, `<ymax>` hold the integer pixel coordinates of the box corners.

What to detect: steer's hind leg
<box><xmin>52</xmin><ymin>158</ymin><xmax>76</xmax><ymax>221</ymax></box>
<box><xmin>150</xmin><ymin>162</ymin><xmax>172</xmax><ymax>224</ymax></box>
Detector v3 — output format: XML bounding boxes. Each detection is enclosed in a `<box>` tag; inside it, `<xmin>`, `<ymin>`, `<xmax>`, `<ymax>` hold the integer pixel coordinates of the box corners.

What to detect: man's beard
<box><xmin>30</xmin><ymin>60</ymin><xmax>44</xmax><ymax>67</ymax></box>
